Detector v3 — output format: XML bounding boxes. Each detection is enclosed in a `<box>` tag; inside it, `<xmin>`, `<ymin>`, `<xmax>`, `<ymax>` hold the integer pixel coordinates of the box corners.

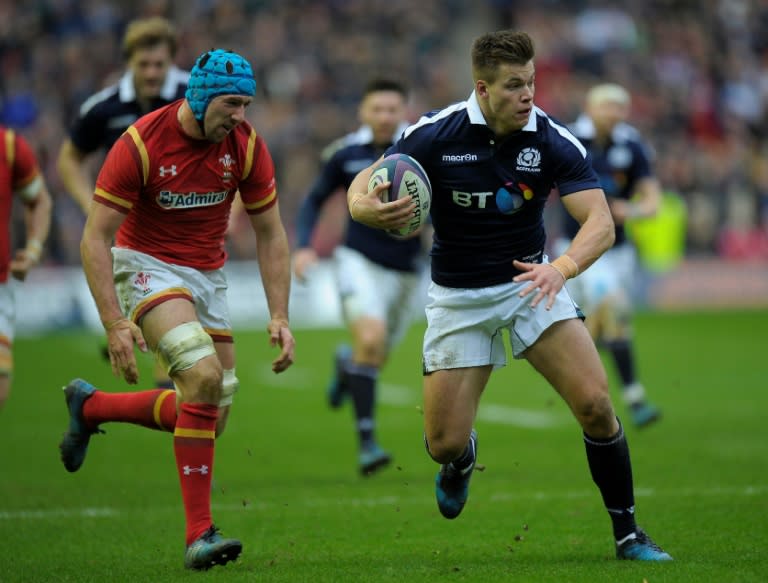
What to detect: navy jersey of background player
<box><xmin>68</xmin><ymin>66</ymin><xmax>188</xmax><ymax>154</ymax></box>
<box><xmin>385</xmin><ymin>93</ymin><xmax>601</xmax><ymax>288</ymax></box>
<box><xmin>562</xmin><ymin>114</ymin><xmax>654</xmax><ymax>246</ymax></box>
<box><xmin>295</xmin><ymin>123</ymin><xmax>423</xmax><ymax>273</ymax></box>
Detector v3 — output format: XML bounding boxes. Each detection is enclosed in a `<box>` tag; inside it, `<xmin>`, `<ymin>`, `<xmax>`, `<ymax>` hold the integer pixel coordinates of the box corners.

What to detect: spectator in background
<box><xmin>57</xmin><ymin>49</ymin><xmax>295</xmax><ymax>570</ymax></box>
<box><xmin>56</xmin><ymin>16</ymin><xmax>189</xmax><ymax>388</ymax></box>
<box><xmin>293</xmin><ymin>79</ymin><xmax>426</xmax><ymax>476</ymax></box>
<box><xmin>0</xmin><ymin>125</ymin><xmax>53</xmax><ymax>410</ymax></box>
<box><xmin>556</xmin><ymin>83</ymin><xmax>663</xmax><ymax>428</ymax></box>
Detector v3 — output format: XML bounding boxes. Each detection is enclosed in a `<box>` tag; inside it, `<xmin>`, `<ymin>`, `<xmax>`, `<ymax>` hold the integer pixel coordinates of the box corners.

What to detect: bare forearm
<box><xmin>58</xmin><ymin>147</ymin><xmax>93</xmax><ymax>214</ymax></box>
<box><xmin>256</xmin><ymin>227</ymin><xmax>291</xmax><ymax>322</ymax></box>
<box><xmin>24</xmin><ymin>189</ymin><xmax>52</xmax><ymax>251</ymax></box>
<box><xmin>563</xmin><ymin>208</ymin><xmax>615</xmax><ymax>273</ymax></box>
<box><xmin>80</xmin><ymin>235</ymin><xmax>122</xmax><ymax>324</ymax></box>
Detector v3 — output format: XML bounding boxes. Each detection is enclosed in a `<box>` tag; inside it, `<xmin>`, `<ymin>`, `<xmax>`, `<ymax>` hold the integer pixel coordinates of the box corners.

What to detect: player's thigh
<box><xmin>524</xmin><ymin>319</ymin><xmax>613</xmax><ymax>421</ymax></box>
<box><xmin>423</xmin><ymin>366</ymin><xmax>492</xmax><ymax>448</ymax></box>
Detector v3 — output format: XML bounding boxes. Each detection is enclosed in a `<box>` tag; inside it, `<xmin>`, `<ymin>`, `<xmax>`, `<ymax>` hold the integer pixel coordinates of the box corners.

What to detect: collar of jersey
<box><xmin>119</xmin><ymin>65</ymin><xmax>187</xmax><ymax>103</ymax></box>
<box><xmin>467</xmin><ymin>91</ymin><xmax>537</xmax><ymax>132</ymax></box>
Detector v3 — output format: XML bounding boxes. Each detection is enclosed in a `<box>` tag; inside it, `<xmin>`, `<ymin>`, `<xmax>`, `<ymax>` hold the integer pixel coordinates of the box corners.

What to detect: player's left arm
<box><xmin>514</xmin><ymin>188</ymin><xmax>614</xmax><ymax>310</ymax></box>
<box><xmin>609</xmin><ymin>176</ymin><xmax>662</xmax><ymax>224</ymax></box>
<box><xmin>248</xmin><ymin>201</ymin><xmax>295</xmax><ymax>373</ymax></box>
<box><xmin>9</xmin><ymin>136</ymin><xmax>53</xmax><ymax>281</ymax></box>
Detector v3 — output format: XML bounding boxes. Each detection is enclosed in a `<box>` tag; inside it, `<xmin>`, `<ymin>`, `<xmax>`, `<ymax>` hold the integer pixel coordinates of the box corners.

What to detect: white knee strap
<box><xmin>220</xmin><ymin>368</ymin><xmax>239</xmax><ymax>407</ymax></box>
<box><xmin>156</xmin><ymin>321</ymin><xmax>216</xmax><ymax>376</ymax></box>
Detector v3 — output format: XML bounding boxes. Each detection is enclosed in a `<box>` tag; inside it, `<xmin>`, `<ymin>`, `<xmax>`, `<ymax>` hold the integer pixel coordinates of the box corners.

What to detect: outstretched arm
<box><xmin>249</xmin><ymin>202</ymin><xmax>295</xmax><ymax>373</ymax></box>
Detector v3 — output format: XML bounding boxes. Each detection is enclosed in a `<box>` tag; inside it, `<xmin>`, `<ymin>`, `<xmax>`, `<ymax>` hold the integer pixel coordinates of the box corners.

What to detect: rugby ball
<box><xmin>367</xmin><ymin>153</ymin><xmax>431</xmax><ymax>238</ymax></box>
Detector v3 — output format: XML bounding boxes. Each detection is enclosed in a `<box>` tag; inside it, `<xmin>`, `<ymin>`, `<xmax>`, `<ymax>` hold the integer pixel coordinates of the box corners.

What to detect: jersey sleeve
<box><xmin>554</xmin><ymin>143</ymin><xmax>602</xmax><ymax>197</ymax></box>
<box><xmin>630</xmin><ymin>139</ymin><xmax>654</xmax><ymax>180</ymax></box>
<box><xmin>93</xmin><ymin>132</ymin><xmax>144</xmax><ymax>213</ymax></box>
<box><xmin>238</xmin><ymin>131</ymin><xmax>278</xmax><ymax>215</ymax></box>
<box><xmin>9</xmin><ymin>132</ymin><xmax>41</xmax><ymax>193</ymax></box>
<box><xmin>69</xmin><ymin>104</ymin><xmax>107</xmax><ymax>154</ymax></box>
<box><xmin>294</xmin><ymin>151</ymin><xmax>346</xmax><ymax>247</ymax></box>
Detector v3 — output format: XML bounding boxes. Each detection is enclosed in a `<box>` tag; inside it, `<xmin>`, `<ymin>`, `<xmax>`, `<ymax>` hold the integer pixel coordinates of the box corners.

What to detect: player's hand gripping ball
<box><xmin>368</xmin><ymin>153</ymin><xmax>431</xmax><ymax>238</ymax></box>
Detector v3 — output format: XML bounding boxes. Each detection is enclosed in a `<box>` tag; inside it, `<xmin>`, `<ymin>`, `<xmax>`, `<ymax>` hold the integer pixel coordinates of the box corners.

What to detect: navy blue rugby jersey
<box><xmin>68</xmin><ymin>66</ymin><xmax>189</xmax><ymax>154</ymax></box>
<box><xmin>562</xmin><ymin>114</ymin><xmax>654</xmax><ymax>246</ymax></box>
<box><xmin>386</xmin><ymin>92</ymin><xmax>601</xmax><ymax>289</ymax></box>
<box><xmin>295</xmin><ymin>123</ymin><xmax>424</xmax><ymax>273</ymax></box>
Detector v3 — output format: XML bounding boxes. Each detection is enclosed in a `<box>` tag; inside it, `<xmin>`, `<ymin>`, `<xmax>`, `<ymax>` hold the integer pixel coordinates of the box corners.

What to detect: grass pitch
<box><xmin>1</xmin><ymin>309</ymin><xmax>766</xmax><ymax>582</ymax></box>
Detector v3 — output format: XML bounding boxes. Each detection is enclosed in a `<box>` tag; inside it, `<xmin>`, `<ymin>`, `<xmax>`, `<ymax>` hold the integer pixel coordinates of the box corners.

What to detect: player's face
<box><xmin>476</xmin><ymin>61</ymin><xmax>535</xmax><ymax>136</ymax></box>
<box><xmin>359</xmin><ymin>90</ymin><xmax>407</xmax><ymax>146</ymax></box>
<box><xmin>129</xmin><ymin>44</ymin><xmax>174</xmax><ymax>101</ymax></box>
<box><xmin>589</xmin><ymin>100</ymin><xmax>628</xmax><ymax>136</ymax></box>
<box><xmin>204</xmin><ymin>95</ymin><xmax>253</xmax><ymax>143</ymax></box>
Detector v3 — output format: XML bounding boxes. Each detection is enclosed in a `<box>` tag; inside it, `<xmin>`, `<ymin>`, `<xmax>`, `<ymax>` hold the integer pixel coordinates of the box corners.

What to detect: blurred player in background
<box><xmin>348</xmin><ymin>30</ymin><xmax>672</xmax><ymax>562</ymax></box>
<box><xmin>293</xmin><ymin>79</ymin><xmax>426</xmax><ymax>476</ymax></box>
<box><xmin>57</xmin><ymin>16</ymin><xmax>188</xmax><ymax>389</ymax></box>
<box><xmin>0</xmin><ymin>126</ymin><xmax>52</xmax><ymax>410</ymax></box>
<box><xmin>57</xmin><ymin>50</ymin><xmax>295</xmax><ymax>570</ymax></box>
<box><xmin>556</xmin><ymin>83</ymin><xmax>663</xmax><ymax>428</ymax></box>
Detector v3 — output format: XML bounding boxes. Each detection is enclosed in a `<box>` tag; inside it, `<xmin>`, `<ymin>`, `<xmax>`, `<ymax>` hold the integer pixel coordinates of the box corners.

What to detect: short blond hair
<box><xmin>586</xmin><ymin>83</ymin><xmax>630</xmax><ymax>108</ymax></box>
<box><xmin>121</xmin><ymin>16</ymin><xmax>178</xmax><ymax>59</ymax></box>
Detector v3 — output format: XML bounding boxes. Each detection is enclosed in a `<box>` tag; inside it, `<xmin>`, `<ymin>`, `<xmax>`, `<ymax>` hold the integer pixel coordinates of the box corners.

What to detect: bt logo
<box><xmin>452</xmin><ymin>182</ymin><xmax>534</xmax><ymax>214</ymax></box>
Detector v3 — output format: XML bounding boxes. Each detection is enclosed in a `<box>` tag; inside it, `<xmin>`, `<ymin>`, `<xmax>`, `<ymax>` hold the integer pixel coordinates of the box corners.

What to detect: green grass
<box><xmin>1</xmin><ymin>309</ymin><xmax>767</xmax><ymax>582</ymax></box>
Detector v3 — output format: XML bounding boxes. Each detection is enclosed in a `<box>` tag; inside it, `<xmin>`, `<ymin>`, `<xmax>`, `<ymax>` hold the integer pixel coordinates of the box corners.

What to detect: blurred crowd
<box><xmin>2</xmin><ymin>0</ymin><xmax>768</xmax><ymax>265</ymax></box>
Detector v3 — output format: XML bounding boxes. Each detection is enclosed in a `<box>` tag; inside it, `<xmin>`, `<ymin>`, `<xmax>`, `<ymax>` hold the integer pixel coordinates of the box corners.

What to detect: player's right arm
<box><xmin>293</xmin><ymin>152</ymin><xmax>345</xmax><ymax>282</ymax></box>
<box><xmin>57</xmin><ymin>138</ymin><xmax>95</xmax><ymax>215</ymax></box>
<box><xmin>347</xmin><ymin>159</ymin><xmax>414</xmax><ymax>230</ymax></box>
<box><xmin>81</xmin><ymin>137</ymin><xmax>147</xmax><ymax>383</ymax></box>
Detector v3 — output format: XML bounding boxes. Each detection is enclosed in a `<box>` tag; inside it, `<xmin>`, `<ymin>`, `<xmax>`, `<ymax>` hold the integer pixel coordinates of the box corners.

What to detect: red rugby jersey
<box><xmin>0</xmin><ymin>127</ymin><xmax>41</xmax><ymax>282</ymax></box>
<box><xmin>94</xmin><ymin>100</ymin><xmax>277</xmax><ymax>270</ymax></box>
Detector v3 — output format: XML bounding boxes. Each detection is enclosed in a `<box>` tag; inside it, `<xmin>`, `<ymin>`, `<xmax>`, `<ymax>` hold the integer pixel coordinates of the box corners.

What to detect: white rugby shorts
<box><xmin>334</xmin><ymin>245</ymin><xmax>421</xmax><ymax>349</ymax></box>
<box><xmin>422</xmin><ymin>275</ymin><xmax>579</xmax><ymax>372</ymax></box>
<box><xmin>112</xmin><ymin>247</ymin><xmax>232</xmax><ymax>337</ymax></box>
<box><xmin>0</xmin><ymin>281</ymin><xmax>16</xmax><ymax>344</ymax></box>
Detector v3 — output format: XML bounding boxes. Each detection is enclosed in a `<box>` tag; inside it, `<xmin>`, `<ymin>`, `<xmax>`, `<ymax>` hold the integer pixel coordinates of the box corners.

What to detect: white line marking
<box><xmin>3</xmin><ymin>485</ymin><xmax>764</xmax><ymax>520</ymax></box>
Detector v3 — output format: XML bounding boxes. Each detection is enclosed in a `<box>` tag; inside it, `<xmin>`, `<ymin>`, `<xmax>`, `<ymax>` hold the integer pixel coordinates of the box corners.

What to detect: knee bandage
<box><xmin>220</xmin><ymin>368</ymin><xmax>239</xmax><ymax>407</ymax></box>
<box><xmin>156</xmin><ymin>321</ymin><xmax>216</xmax><ymax>376</ymax></box>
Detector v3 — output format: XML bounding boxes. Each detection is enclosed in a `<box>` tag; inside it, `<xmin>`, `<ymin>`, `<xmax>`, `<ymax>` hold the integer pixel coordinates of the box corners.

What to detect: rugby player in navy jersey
<box><xmin>555</xmin><ymin>84</ymin><xmax>663</xmax><ymax>428</ymax></box>
<box><xmin>347</xmin><ymin>30</ymin><xmax>672</xmax><ymax>561</ymax></box>
<box><xmin>294</xmin><ymin>79</ymin><xmax>427</xmax><ymax>476</ymax></box>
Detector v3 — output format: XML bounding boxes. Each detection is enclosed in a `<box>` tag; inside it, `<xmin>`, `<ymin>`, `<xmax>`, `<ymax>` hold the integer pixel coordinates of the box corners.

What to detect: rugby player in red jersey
<box><xmin>58</xmin><ymin>49</ymin><xmax>295</xmax><ymax>570</ymax></box>
<box><xmin>0</xmin><ymin>126</ymin><xmax>52</xmax><ymax>411</ymax></box>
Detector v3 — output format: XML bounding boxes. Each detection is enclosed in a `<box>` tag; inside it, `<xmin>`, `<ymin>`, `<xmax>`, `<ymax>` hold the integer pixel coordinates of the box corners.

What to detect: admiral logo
<box><xmin>516</xmin><ymin>147</ymin><xmax>541</xmax><ymax>173</ymax></box>
<box><xmin>442</xmin><ymin>153</ymin><xmax>478</xmax><ymax>164</ymax></box>
<box><xmin>157</xmin><ymin>190</ymin><xmax>229</xmax><ymax>209</ymax></box>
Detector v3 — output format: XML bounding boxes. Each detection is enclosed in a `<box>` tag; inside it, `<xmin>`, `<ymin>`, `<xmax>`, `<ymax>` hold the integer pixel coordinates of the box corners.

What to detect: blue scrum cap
<box><xmin>185</xmin><ymin>49</ymin><xmax>256</xmax><ymax>121</ymax></box>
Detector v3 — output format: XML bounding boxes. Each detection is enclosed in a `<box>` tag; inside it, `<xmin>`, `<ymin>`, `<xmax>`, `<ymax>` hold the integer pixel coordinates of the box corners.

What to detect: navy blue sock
<box><xmin>583</xmin><ymin>420</ymin><xmax>637</xmax><ymax>541</ymax></box>
<box><xmin>606</xmin><ymin>339</ymin><xmax>636</xmax><ymax>387</ymax></box>
<box><xmin>347</xmin><ymin>363</ymin><xmax>378</xmax><ymax>447</ymax></box>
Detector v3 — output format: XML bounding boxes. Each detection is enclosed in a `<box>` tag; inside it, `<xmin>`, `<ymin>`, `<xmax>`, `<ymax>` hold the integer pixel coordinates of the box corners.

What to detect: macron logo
<box><xmin>442</xmin><ymin>153</ymin><xmax>478</xmax><ymax>163</ymax></box>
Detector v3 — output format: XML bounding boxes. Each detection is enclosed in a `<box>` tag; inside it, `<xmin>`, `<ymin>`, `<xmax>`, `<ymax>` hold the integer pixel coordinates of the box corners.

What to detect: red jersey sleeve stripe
<box><xmin>126</xmin><ymin>126</ymin><xmax>150</xmax><ymax>185</ymax></box>
<box><xmin>4</xmin><ymin>130</ymin><xmax>14</xmax><ymax>167</ymax></box>
<box><xmin>243</xmin><ymin>189</ymin><xmax>276</xmax><ymax>213</ymax></box>
<box><xmin>94</xmin><ymin>187</ymin><xmax>133</xmax><ymax>211</ymax></box>
<box><xmin>241</xmin><ymin>128</ymin><xmax>257</xmax><ymax>180</ymax></box>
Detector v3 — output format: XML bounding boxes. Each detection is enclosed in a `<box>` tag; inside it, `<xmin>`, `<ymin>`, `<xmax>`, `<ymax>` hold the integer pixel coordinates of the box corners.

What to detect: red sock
<box><xmin>174</xmin><ymin>402</ymin><xmax>218</xmax><ymax>545</ymax></box>
<box><xmin>82</xmin><ymin>389</ymin><xmax>177</xmax><ymax>432</ymax></box>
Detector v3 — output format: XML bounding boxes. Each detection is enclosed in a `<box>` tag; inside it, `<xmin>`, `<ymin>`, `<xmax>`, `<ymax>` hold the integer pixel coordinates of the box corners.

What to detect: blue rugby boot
<box><xmin>184</xmin><ymin>525</ymin><xmax>242</xmax><ymax>570</ymax></box>
<box><xmin>59</xmin><ymin>379</ymin><xmax>103</xmax><ymax>473</ymax></box>
<box><xmin>359</xmin><ymin>442</ymin><xmax>392</xmax><ymax>476</ymax></box>
<box><xmin>435</xmin><ymin>429</ymin><xmax>477</xmax><ymax>519</ymax></box>
<box><xmin>630</xmin><ymin>402</ymin><xmax>661</xmax><ymax>429</ymax></box>
<box><xmin>327</xmin><ymin>343</ymin><xmax>352</xmax><ymax>409</ymax></box>
<box><xmin>616</xmin><ymin>528</ymin><xmax>673</xmax><ymax>561</ymax></box>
